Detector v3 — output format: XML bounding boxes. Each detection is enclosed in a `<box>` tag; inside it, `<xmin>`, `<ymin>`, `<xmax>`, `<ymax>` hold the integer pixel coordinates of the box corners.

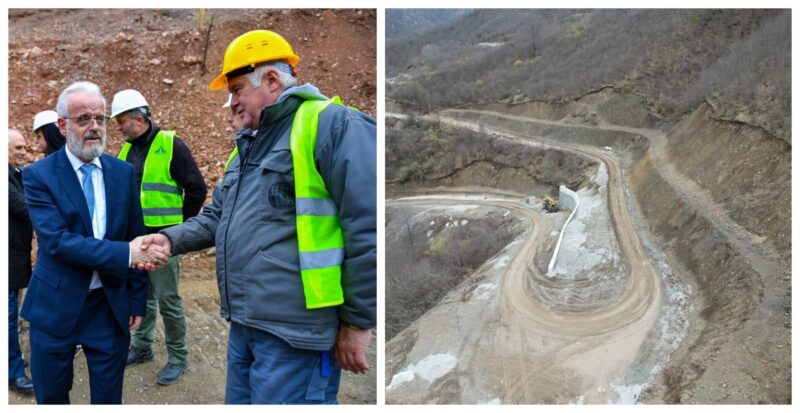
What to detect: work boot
<box><xmin>126</xmin><ymin>345</ymin><xmax>154</xmax><ymax>367</ymax></box>
<box><xmin>9</xmin><ymin>374</ymin><xmax>34</xmax><ymax>395</ymax></box>
<box><xmin>156</xmin><ymin>362</ymin><xmax>188</xmax><ymax>386</ymax></box>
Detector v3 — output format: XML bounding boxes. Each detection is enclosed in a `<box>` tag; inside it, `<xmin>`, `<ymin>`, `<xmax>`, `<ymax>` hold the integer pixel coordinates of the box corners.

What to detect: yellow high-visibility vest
<box><xmin>223</xmin><ymin>97</ymin><xmax>347</xmax><ymax>309</ymax></box>
<box><xmin>118</xmin><ymin>130</ymin><xmax>183</xmax><ymax>227</ymax></box>
<box><xmin>291</xmin><ymin>97</ymin><xmax>346</xmax><ymax>309</ymax></box>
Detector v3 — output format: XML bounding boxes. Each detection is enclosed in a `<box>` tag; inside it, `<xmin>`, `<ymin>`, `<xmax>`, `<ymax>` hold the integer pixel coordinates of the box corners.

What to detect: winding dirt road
<box><xmin>442</xmin><ymin>109</ymin><xmax>786</xmax><ymax>281</ymax></box>
<box><xmin>386</xmin><ymin>112</ymin><xmax>665</xmax><ymax>403</ymax></box>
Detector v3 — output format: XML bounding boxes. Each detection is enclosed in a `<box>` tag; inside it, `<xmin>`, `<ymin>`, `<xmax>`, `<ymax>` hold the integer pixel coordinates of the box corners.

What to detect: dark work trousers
<box><xmin>131</xmin><ymin>256</ymin><xmax>187</xmax><ymax>364</ymax></box>
<box><xmin>8</xmin><ymin>289</ymin><xmax>25</xmax><ymax>380</ymax></box>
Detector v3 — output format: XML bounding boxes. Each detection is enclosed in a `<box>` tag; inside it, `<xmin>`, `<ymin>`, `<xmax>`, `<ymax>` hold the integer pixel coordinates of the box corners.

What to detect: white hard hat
<box><xmin>32</xmin><ymin>110</ymin><xmax>58</xmax><ymax>132</ymax></box>
<box><xmin>222</xmin><ymin>94</ymin><xmax>232</xmax><ymax>108</ymax></box>
<box><xmin>111</xmin><ymin>89</ymin><xmax>149</xmax><ymax>118</ymax></box>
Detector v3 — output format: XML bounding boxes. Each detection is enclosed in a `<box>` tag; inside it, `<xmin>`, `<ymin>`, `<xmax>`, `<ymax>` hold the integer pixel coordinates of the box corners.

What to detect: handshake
<box><xmin>129</xmin><ymin>234</ymin><xmax>173</xmax><ymax>271</ymax></box>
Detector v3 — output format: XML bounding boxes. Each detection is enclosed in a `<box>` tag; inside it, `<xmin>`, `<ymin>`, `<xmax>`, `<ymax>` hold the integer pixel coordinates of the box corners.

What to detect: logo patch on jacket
<box><xmin>268</xmin><ymin>182</ymin><xmax>295</xmax><ymax>209</ymax></box>
<box><xmin>155</xmin><ymin>146</ymin><xmax>166</xmax><ymax>154</ymax></box>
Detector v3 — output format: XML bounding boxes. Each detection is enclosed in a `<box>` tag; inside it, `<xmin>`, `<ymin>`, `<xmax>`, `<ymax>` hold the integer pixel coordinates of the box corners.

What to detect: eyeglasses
<box><xmin>65</xmin><ymin>115</ymin><xmax>109</xmax><ymax>127</ymax></box>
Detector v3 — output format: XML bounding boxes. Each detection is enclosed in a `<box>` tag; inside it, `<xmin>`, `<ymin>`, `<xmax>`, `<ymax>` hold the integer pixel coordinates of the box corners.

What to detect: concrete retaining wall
<box><xmin>547</xmin><ymin>185</ymin><xmax>580</xmax><ymax>275</ymax></box>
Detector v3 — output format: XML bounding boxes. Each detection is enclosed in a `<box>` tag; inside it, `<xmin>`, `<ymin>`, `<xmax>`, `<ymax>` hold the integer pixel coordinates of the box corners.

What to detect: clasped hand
<box><xmin>129</xmin><ymin>234</ymin><xmax>173</xmax><ymax>271</ymax></box>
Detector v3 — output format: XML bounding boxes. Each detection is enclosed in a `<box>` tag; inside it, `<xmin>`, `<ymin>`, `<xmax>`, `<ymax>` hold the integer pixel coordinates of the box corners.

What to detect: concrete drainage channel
<box><xmin>546</xmin><ymin>185</ymin><xmax>579</xmax><ymax>275</ymax></box>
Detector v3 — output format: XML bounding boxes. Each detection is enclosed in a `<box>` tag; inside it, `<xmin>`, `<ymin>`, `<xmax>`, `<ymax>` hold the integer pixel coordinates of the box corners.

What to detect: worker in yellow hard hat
<box><xmin>137</xmin><ymin>29</ymin><xmax>376</xmax><ymax>404</ymax></box>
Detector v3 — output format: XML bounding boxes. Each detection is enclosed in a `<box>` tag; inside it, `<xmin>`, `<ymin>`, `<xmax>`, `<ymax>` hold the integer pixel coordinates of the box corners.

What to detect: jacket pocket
<box><xmin>257</xmin><ymin>150</ymin><xmax>296</xmax><ymax>224</ymax></box>
<box><xmin>32</xmin><ymin>260</ymin><xmax>61</xmax><ymax>289</ymax></box>
<box><xmin>220</xmin><ymin>169</ymin><xmax>238</xmax><ymax>196</ymax></box>
<box><xmin>241</xmin><ymin>251</ymin><xmax>307</xmax><ymax>322</ymax></box>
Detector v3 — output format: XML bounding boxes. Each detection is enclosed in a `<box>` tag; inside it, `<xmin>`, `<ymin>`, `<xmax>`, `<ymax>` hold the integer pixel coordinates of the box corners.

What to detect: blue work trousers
<box><xmin>225</xmin><ymin>322</ymin><xmax>341</xmax><ymax>404</ymax></box>
<box><xmin>8</xmin><ymin>289</ymin><xmax>25</xmax><ymax>380</ymax></box>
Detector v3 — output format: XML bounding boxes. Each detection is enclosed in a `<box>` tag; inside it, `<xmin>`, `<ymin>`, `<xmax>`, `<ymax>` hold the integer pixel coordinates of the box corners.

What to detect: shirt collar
<box><xmin>65</xmin><ymin>146</ymin><xmax>102</xmax><ymax>172</ymax></box>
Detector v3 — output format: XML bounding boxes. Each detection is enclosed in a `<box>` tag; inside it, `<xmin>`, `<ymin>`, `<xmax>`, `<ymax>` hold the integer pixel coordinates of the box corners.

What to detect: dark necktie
<box><xmin>79</xmin><ymin>163</ymin><xmax>96</xmax><ymax>221</ymax></box>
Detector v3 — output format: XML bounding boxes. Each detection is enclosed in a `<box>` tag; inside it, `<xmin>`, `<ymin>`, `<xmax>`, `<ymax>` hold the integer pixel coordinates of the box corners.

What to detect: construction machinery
<box><xmin>543</xmin><ymin>196</ymin><xmax>560</xmax><ymax>213</ymax></box>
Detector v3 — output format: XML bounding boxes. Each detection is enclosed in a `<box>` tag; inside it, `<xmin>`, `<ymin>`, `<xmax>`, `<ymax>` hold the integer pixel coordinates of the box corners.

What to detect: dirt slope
<box><xmin>9</xmin><ymin>8</ymin><xmax>376</xmax><ymax>191</ymax></box>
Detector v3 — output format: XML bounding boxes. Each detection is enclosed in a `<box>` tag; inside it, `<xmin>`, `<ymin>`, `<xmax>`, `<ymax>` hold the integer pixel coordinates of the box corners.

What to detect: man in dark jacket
<box><xmin>32</xmin><ymin>110</ymin><xmax>66</xmax><ymax>156</ymax></box>
<box><xmin>111</xmin><ymin>89</ymin><xmax>207</xmax><ymax>385</ymax></box>
<box><xmin>139</xmin><ymin>30</ymin><xmax>376</xmax><ymax>404</ymax></box>
<box><xmin>8</xmin><ymin>128</ymin><xmax>34</xmax><ymax>394</ymax></box>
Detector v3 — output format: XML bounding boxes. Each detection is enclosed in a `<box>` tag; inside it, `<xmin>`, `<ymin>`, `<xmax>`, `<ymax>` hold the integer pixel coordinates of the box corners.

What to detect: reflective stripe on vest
<box><xmin>118</xmin><ymin>130</ymin><xmax>183</xmax><ymax>227</ymax></box>
<box><xmin>290</xmin><ymin>96</ymin><xmax>345</xmax><ymax>309</ymax></box>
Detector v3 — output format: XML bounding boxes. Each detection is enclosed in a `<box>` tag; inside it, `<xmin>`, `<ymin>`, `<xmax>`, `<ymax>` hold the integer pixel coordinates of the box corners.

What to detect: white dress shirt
<box><xmin>65</xmin><ymin>147</ymin><xmax>109</xmax><ymax>290</ymax></box>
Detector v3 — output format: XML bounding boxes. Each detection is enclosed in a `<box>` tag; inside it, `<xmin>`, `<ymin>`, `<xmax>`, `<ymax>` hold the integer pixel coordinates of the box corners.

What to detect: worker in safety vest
<box><xmin>137</xmin><ymin>29</ymin><xmax>376</xmax><ymax>404</ymax></box>
<box><xmin>111</xmin><ymin>89</ymin><xmax>208</xmax><ymax>386</ymax></box>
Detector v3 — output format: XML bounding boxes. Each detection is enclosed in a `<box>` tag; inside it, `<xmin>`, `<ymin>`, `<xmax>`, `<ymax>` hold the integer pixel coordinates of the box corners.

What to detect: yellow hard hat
<box><xmin>209</xmin><ymin>30</ymin><xmax>300</xmax><ymax>91</ymax></box>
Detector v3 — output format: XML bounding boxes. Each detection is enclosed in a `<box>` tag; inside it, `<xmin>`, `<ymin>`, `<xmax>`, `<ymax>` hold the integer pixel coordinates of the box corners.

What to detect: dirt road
<box><xmin>385</xmin><ymin>117</ymin><xmax>666</xmax><ymax>402</ymax></box>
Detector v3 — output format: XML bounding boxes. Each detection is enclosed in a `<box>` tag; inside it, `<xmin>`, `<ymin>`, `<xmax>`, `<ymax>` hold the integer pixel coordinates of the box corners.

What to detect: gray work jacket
<box><xmin>163</xmin><ymin>85</ymin><xmax>376</xmax><ymax>350</ymax></box>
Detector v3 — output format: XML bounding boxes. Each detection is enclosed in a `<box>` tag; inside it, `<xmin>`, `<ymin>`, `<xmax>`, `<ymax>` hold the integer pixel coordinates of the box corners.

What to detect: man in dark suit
<box><xmin>20</xmin><ymin>81</ymin><xmax>170</xmax><ymax>404</ymax></box>
<box><xmin>8</xmin><ymin>128</ymin><xmax>34</xmax><ymax>395</ymax></box>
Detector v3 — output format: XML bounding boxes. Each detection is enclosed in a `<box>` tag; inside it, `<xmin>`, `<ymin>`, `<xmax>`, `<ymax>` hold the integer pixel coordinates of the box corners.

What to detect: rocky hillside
<box><xmin>387</xmin><ymin>9</ymin><xmax>790</xmax><ymax>142</ymax></box>
<box><xmin>386</xmin><ymin>9</ymin><xmax>464</xmax><ymax>44</ymax></box>
<box><xmin>9</xmin><ymin>8</ymin><xmax>376</xmax><ymax>197</ymax></box>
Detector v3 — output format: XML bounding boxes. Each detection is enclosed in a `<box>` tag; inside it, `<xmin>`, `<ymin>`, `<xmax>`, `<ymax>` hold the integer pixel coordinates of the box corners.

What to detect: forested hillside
<box><xmin>387</xmin><ymin>9</ymin><xmax>790</xmax><ymax>142</ymax></box>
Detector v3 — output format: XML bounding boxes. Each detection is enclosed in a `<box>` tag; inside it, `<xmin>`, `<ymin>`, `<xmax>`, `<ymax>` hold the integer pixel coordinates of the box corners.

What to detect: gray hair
<box><xmin>124</xmin><ymin>107</ymin><xmax>150</xmax><ymax>122</ymax></box>
<box><xmin>56</xmin><ymin>81</ymin><xmax>107</xmax><ymax>118</ymax></box>
<box><xmin>247</xmin><ymin>61</ymin><xmax>299</xmax><ymax>89</ymax></box>
<box><xmin>7</xmin><ymin>128</ymin><xmax>23</xmax><ymax>144</ymax></box>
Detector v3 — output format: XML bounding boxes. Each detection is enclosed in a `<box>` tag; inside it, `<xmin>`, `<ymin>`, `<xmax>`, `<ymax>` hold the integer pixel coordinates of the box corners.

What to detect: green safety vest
<box><xmin>223</xmin><ymin>97</ymin><xmax>347</xmax><ymax>309</ymax></box>
<box><xmin>118</xmin><ymin>130</ymin><xmax>184</xmax><ymax>228</ymax></box>
<box><xmin>291</xmin><ymin>97</ymin><xmax>346</xmax><ymax>309</ymax></box>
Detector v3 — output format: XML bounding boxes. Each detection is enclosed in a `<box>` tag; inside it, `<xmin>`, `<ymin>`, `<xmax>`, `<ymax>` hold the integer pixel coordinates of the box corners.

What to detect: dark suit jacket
<box><xmin>8</xmin><ymin>165</ymin><xmax>33</xmax><ymax>291</ymax></box>
<box><xmin>20</xmin><ymin>149</ymin><xmax>148</xmax><ymax>337</ymax></box>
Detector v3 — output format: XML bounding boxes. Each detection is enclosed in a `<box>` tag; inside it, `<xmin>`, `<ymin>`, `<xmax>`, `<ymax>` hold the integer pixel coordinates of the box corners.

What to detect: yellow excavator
<box><xmin>542</xmin><ymin>196</ymin><xmax>560</xmax><ymax>213</ymax></box>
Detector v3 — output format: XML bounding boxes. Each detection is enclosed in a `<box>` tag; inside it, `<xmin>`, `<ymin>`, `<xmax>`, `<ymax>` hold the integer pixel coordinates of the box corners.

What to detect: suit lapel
<box><xmin>55</xmin><ymin>150</ymin><xmax>94</xmax><ymax>235</ymax></box>
<box><xmin>8</xmin><ymin>166</ymin><xmax>23</xmax><ymax>191</ymax></box>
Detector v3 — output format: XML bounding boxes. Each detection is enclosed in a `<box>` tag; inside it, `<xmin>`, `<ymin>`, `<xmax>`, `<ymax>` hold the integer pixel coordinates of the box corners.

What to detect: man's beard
<box><xmin>67</xmin><ymin>128</ymin><xmax>105</xmax><ymax>161</ymax></box>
